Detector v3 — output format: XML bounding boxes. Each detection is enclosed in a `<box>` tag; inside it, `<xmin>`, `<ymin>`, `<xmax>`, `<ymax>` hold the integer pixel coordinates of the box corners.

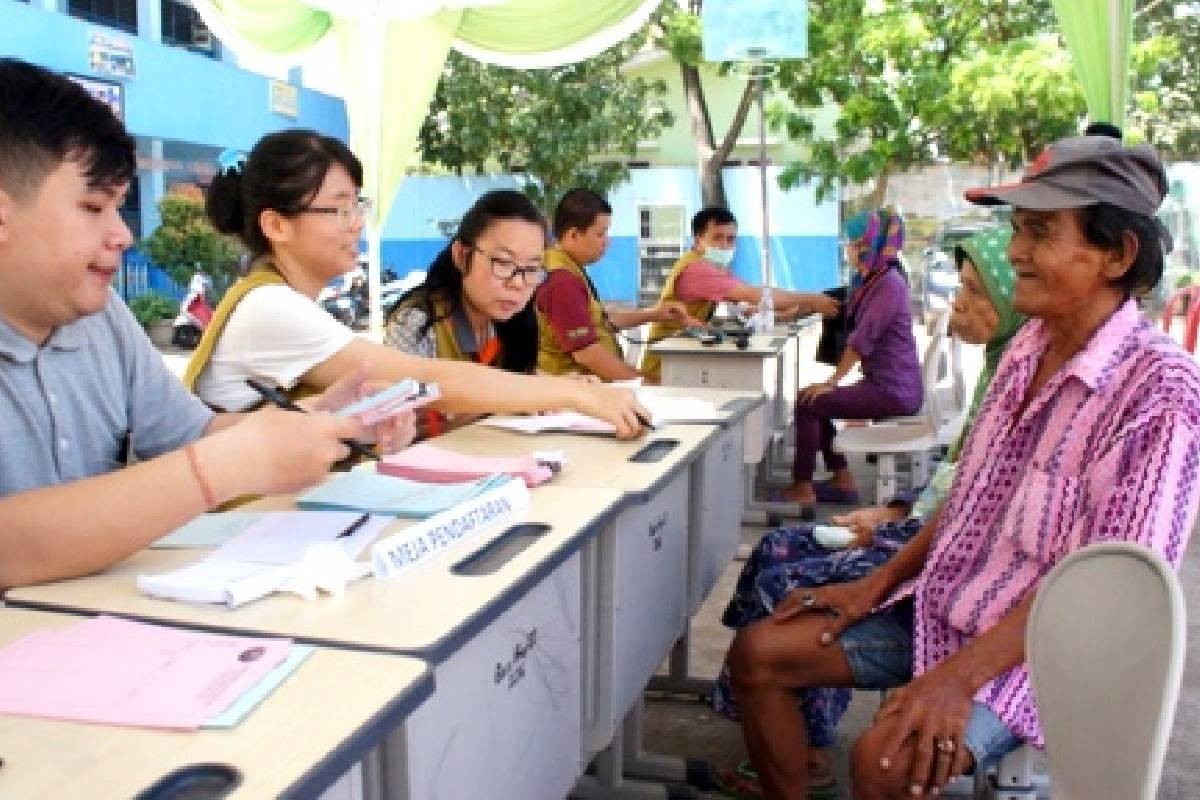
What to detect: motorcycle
<box><xmin>171</xmin><ymin>273</ymin><xmax>213</xmax><ymax>349</ymax></box>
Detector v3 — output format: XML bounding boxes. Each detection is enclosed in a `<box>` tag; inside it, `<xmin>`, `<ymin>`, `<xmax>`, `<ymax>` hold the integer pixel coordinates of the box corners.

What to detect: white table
<box><xmin>7</xmin><ymin>485</ymin><xmax>623</xmax><ymax>800</ymax></box>
<box><xmin>0</xmin><ymin>606</ymin><xmax>432</xmax><ymax>800</ymax></box>
<box><xmin>432</xmin><ymin>423</ymin><xmax>720</xmax><ymax>798</ymax></box>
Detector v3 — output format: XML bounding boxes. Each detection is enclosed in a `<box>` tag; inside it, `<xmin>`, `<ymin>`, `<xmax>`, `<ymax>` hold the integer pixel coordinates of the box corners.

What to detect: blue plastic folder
<box><xmin>296</xmin><ymin>472</ymin><xmax>513</xmax><ymax>518</ymax></box>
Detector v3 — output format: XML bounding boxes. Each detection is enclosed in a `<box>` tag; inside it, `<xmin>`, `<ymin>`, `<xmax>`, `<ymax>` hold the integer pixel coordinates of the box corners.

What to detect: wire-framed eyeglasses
<box><xmin>300</xmin><ymin>197</ymin><xmax>373</xmax><ymax>228</ymax></box>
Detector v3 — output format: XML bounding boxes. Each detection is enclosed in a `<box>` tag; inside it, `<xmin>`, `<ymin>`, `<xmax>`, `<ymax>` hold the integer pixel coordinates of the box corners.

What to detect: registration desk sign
<box><xmin>371</xmin><ymin>478</ymin><xmax>530</xmax><ymax>578</ymax></box>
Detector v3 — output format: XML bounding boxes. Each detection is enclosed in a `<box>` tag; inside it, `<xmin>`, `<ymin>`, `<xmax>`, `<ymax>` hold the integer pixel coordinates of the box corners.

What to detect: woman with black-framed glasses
<box><xmin>384</xmin><ymin>190</ymin><xmax>547</xmax><ymax>436</ymax></box>
<box><xmin>184</xmin><ymin>129</ymin><xmax>648</xmax><ymax>439</ymax></box>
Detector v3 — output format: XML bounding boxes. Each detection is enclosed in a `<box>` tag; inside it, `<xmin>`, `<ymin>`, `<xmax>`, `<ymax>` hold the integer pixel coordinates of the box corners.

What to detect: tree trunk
<box><xmin>869</xmin><ymin>166</ymin><xmax>891</xmax><ymax>208</ymax></box>
<box><xmin>681</xmin><ymin>63</ymin><xmax>758</xmax><ymax>209</ymax></box>
<box><xmin>680</xmin><ymin>62</ymin><xmax>726</xmax><ymax>208</ymax></box>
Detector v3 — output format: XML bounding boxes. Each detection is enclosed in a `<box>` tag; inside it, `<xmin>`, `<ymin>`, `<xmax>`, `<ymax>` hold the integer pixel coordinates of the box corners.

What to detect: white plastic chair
<box><xmin>834</xmin><ymin>310</ymin><xmax>953</xmax><ymax>502</ymax></box>
<box><xmin>1025</xmin><ymin>541</ymin><xmax>1186</xmax><ymax>800</ymax></box>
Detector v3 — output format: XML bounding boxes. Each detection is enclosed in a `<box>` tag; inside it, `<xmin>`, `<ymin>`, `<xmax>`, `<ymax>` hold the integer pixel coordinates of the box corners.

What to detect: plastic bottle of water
<box><xmin>756</xmin><ymin>285</ymin><xmax>775</xmax><ymax>333</ymax></box>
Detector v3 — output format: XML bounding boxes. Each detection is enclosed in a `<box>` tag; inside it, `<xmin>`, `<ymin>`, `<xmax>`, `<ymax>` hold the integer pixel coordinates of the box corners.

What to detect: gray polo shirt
<box><xmin>0</xmin><ymin>290</ymin><xmax>214</xmax><ymax>496</ymax></box>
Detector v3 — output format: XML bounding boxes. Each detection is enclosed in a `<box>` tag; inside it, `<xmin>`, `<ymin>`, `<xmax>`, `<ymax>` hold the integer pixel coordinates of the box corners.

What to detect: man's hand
<box><xmin>808</xmin><ymin>294</ymin><xmax>840</xmax><ymax>317</ymax></box>
<box><xmin>225</xmin><ymin>406</ymin><xmax>363</xmax><ymax>497</ymax></box>
<box><xmin>874</xmin><ymin>666</ymin><xmax>976</xmax><ymax>796</ymax></box>
<box><xmin>655</xmin><ymin>301</ymin><xmax>706</xmax><ymax>328</ymax></box>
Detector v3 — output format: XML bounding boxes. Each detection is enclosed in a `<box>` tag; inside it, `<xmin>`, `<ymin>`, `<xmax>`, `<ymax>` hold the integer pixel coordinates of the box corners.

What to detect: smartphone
<box><xmin>335</xmin><ymin>379</ymin><xmax>441</xmax><ymax>424</ymax></box>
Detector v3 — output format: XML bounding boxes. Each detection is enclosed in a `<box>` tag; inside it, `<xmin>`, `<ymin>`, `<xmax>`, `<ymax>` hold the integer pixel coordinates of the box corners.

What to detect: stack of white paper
<box><xmin>138</xmin><ymin>511</ymin><xmax>389</xmax><ymax>608</ymax></box>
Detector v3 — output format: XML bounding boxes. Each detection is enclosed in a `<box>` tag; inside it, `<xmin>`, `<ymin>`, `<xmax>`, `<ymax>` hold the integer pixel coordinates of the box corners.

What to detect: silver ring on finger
<box><xmin>938</xmin><ymin>737</ymin><xmax>956</xmax><ymax>754</ymax></box>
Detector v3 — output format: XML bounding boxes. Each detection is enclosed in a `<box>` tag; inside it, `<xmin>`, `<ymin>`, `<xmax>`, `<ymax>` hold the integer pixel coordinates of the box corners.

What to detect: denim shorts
<box><xmin>839</xmin><ymin>599</ymin><xmax>1022</xmax><ymax>766</ymax></box>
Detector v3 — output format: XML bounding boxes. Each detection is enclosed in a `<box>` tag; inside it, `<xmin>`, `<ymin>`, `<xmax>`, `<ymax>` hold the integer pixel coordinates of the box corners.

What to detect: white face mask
<box><xmin>703</xmin><ymin>246</ymin><xmax>735</xmax><ymax>268</ymax></box>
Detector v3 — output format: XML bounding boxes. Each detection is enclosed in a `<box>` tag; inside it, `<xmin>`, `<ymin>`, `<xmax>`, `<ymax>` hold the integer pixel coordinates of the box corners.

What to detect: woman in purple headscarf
<box><xmin>777</xmin><ymin>208</ymin><xmax>922</xmax><ymax>516</ymax></box>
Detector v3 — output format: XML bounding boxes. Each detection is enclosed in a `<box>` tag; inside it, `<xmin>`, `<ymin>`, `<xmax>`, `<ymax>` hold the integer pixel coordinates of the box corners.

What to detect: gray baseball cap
<box><xmin>964</xmin><ymin>135</ymin><xmax>1168</xmax><ymax>217</ymax></box>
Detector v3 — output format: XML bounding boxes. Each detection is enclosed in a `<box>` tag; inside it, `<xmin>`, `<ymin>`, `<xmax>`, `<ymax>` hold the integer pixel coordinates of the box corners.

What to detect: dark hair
<box><xmin>692</xmin><ymin>206</ymin><xmax>737</xmax><ymax>237</ymax></box>
<box><xmin>1078</xmin><ymin>203</ymin><xmax>1165</xmax><ymax>296</ymax></box>
<box><xmin>0</xmin><ymin>58</ymin><xmax>135</xmax><ymax>199</ymax></box>
<box><xmin>397</xmin><ymin>190</ymin><xmax>545</xmax><ymax>374</ymax></box>
<box><xmin>206</xmin><ymin>129</ymin><xmax>363</xmax><ymax>257</ymax></box>
<box><xmin>553</xmin><ymin>188</ymin><xmax>612</xmax><ymax>239</ymax></box>
<box><xmin>1084</xmin><ymin>121</ymin><xmax>1123</xmax><ymax>140</ymax></box>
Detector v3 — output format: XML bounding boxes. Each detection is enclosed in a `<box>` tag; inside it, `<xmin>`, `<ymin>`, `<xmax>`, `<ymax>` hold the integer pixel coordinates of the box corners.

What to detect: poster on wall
<box><xmin>701</xmin><ymin>0</ymin><xmax>808</xmax><ymax>61</ymax></box>
<box><xmin>68</xmin><ymin>74</ymin><xmax>124</xmax><ymax>122</ymax></box>
<box><xmin>88</xmin><ymin>31</ymin><xmax>136</xmax><ymax>79</ymax></box>
<box><xmin>269</xmin><ymin>80</ymin><xmax>300</xmax><ymax>119</ymax></box>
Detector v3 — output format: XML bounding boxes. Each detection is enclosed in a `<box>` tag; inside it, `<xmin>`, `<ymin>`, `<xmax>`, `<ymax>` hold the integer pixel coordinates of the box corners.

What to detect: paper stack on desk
<box><xmin>297</xmin><ymin>471</ymin><xmax>513</xmax><ymax>517</ymax></box>
<box><xmin>636</xmin><ymin>393</ymin><xmax>717</xmax><ymax>423</ymax></box>
<box><xmin>0</xmin><ymin>615</ymin><xmax>304</xmax><ymax>730</ymax></box>
<box><xmin>138</xmin><ymin>511</ymin><xmax>389</xmax><ymax>608</ymax></box>
<box><xmin>377</xmin><ymin>442</ymin><xmax>560</xmax><ymax>487</ymax></box>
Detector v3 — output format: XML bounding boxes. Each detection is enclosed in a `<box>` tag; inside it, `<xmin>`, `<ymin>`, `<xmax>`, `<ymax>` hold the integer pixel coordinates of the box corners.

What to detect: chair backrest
<box><xmin>916</xmin><ymin>309</ymin><xmax>952</xmax><ymax>425</ymax></box>
<box><xmin>1026</xmin><ymin>541</ymin><xmax>1186</xmax><ymax>800</ymax></box>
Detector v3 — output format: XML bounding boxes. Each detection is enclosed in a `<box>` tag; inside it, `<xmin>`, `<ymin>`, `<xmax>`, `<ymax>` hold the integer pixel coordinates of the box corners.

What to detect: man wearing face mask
<box><xmin>640</xmin><ymin>207</ymin><xmax>837</xmax><ymax>381</ymax></box>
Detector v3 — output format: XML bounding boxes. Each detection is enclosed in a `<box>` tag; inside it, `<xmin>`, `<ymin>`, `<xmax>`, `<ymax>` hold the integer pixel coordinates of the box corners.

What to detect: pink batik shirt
<box><xmin>906</xmin><ymin>298</ymin><xmax>1200</xmax><ymax>746</ymax></box>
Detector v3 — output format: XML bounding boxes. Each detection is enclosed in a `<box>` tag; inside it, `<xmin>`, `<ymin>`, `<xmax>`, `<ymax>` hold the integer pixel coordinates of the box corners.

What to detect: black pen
<box><xmin>336</xmin><ymin>512</ymin><xmax>371</xmax><ymax>539</ymax></box>
<box><xmin>245</xmin><ymin>378</ymin><xmax>379</xmax><ymax>461</ymax></box>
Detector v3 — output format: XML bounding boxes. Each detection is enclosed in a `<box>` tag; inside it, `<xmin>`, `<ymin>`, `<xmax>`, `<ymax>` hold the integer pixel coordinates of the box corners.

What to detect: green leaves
<box><xmin>138</xmin><ymin>193</ymin><xmax>243</xmax><ymax>296</ymax></box>
<box><xmin>418</xmin><ymin>26</ymin><xmax>672</xmax><ymax>215</ymax></box>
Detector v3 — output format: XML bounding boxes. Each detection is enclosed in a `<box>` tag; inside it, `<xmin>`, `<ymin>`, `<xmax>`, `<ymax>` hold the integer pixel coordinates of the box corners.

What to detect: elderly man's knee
<box><xmin>851</xmin><ymin>725</ymin><xmax>909</xmax><ymax>799</ymax></box>
<box><xmin>727</xmin><ymin>624</ymin><xmax>773</xmax><ymax>689</ymax></box>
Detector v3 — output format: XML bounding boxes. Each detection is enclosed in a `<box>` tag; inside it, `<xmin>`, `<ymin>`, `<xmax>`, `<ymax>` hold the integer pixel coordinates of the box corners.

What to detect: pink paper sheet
<box><xmin>0</xmin><ymin>615</ymin><xmax>290</xmax><ymax>730</ymax></box>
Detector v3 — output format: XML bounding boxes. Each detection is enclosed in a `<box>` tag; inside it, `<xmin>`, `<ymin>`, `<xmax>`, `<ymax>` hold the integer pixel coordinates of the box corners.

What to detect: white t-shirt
<box><xmin>195</xmin><ymin>284</ymin><xmax>356</xmax><ymax>411</ymax></box>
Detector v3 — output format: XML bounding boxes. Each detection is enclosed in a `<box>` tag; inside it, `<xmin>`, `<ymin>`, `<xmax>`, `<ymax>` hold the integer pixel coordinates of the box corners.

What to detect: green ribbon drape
<box><xmin>1051</xmin><ymin>0</ymin><xmax>1135</xmax><ymax>127</ymax></box>
<box><xmin>190</xmin><ymin>0</ymin><xmax>652</xmax><ymax>334</ymax></box>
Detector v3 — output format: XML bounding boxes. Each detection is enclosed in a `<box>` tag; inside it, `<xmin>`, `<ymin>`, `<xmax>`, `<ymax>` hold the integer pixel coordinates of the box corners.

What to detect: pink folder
<box><xmin>0</xmin><ymin>615</ymin><xmax>290</xmax><ymax>730</ymax></box>
<box><xmin>378</xmin><ymin>442</ymin><xmax>555</xmax><ymax>487</ymax></box>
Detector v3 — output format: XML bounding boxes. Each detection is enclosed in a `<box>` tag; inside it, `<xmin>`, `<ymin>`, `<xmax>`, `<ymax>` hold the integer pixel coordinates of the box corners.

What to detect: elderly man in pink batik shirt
<box><xmin>723</xmin><ymin>133</ymin><xmax>1200</xmax><ymax>800</ymax></box>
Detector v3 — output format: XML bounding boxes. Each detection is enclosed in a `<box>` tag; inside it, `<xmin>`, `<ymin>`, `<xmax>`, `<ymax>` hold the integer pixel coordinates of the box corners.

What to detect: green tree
<box><xmin>418</xmin><ymin>34</ymin><xmax>672</xmax><ymax>215</ymax></box>
<box><xmin>138</xmin><ymin>190</ymin><xmax>242</xmax><ymax>295</ymax></box>
<box><xmin>1130</xmin><ymin>1</ymin><xmax>1200</xmax><ymax>158</ymax></box>
<box><xmin>772</xmin><ymin>0</ymin><xmax>1073</xmax><ymax>203</ymax></box>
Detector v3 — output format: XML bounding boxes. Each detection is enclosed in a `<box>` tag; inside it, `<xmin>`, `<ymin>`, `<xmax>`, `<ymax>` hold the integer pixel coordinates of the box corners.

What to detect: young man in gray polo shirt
<box><xmin>0</xmin><ymin>59</ymin><xmax>411</xmax><ymax>589</ymax></box>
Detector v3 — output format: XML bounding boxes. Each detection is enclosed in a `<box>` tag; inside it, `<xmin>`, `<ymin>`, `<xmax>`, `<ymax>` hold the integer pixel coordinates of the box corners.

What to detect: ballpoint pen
<box><xmin>245</xmin><ymin>378</ymin><xmax>379</xmax><ymax>461</ymax></box>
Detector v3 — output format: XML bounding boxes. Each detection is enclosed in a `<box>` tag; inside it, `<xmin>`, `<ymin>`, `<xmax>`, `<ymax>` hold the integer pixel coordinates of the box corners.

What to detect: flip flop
<box><xmin>713</xmin><ymin>766</ymin><xmax>763</xmax><ymax>799</ymax></box>
<box><xmin>813</xmin><ymin>482</ymin><xmax>860</xmax><ymax>504</ymax></box>
<box><xmin>735</xmin><ymin>760</ymin><xmax>837</xmax><ymax>799</ymax></box>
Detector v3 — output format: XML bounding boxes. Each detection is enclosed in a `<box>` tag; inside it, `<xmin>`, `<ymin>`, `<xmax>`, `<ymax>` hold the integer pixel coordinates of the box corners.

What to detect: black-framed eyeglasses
<box><xmin>471</xmin><ymin>245</ymin><xmax>547</xmax><ymax>286</ymax></box>
<box><xmin>300</xmin><ymin>197</ymin><xmax>373</xmax><ymax>228</ymax></box>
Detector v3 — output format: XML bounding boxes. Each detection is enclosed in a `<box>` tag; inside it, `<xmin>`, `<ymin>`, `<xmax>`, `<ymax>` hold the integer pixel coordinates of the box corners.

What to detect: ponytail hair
<box><xmin>206</xmin><ymin>129</ymin><xmax>362</xmax><ymax>257</ymax></box>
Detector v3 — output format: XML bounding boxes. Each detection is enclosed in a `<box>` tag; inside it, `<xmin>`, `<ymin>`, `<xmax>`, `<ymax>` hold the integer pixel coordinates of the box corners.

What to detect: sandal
<box><xmin>735</xmin><ymin>760</ymin><xmax>838</xmax><ymax>799</ymax></box>
<box><xmin>761</xmin><ymin>488</ymin><xmax>818</xmax><ymax>521</ymax></box>
<box><xmin>713</xmin><ymin>766</ymin><xmax>763</xmax><ymax>799</ymax></box>
<box><xmin>813</xmin><ymin>481</ymin><xmax>861</xmax><ymax>504</ymax></box>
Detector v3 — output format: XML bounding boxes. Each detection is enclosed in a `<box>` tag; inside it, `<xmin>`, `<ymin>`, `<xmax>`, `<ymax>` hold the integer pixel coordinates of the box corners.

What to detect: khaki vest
<box><xmin>536</xmin><ymin>247</ymin><xmax>621</xmax><ymax>376</ymax></box>
<box><xmin>391</xmin><ymin>292</ymin><xmax>501</xmax><ymax>366</ymax></box>
<box><xmin>639</xmin><ymin>251</ymin><xmax>717</xmax><ymax>381</ymax></box>
<box><xmin>182</xmin><ymin>260</ymin><xmax>315</xmax><ymax>404</ymax></box>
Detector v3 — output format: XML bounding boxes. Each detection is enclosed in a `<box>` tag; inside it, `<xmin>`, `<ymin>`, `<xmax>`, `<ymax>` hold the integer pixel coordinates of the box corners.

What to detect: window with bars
<box><xmin>637</xmin><ymin>205</ymin><xmax>685</xmax><ymax>307</ymax></box>
<box><xmin>161</xmin><ymin>0</ymin><xmax>217</xmax><ymax>57</ymax></box>
<box><xmin>67</xmin><ymin>0</ymin><xmax>138</xmax><ymax>34</ymax></box>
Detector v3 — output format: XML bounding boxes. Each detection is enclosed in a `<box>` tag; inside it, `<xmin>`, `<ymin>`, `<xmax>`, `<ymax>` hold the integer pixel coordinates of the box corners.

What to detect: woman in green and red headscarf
<box><xmin>777</xmin><ymin>208</ymin><xmax>923</xmax><ymax>516</ymax></box>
